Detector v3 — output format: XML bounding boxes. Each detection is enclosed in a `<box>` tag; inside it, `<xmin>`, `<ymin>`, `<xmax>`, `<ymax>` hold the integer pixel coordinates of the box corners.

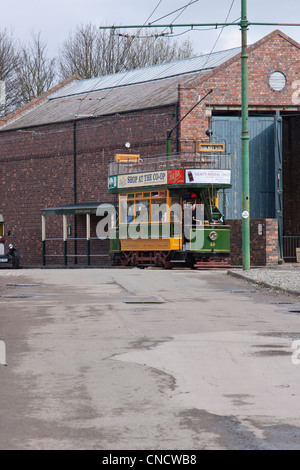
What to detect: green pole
<box><xmin>166</xmin><ymin>130</ymin><xmax>171</xmax><ymax>169</ymax></box>
<box><xmin>42</xmin><ymin>240</ymin><xmax>46</xmax><ymax>266</ymax></box>
<box><xmin>241</xmin><ymin>0</ymin><xmax>250</xmax><ymax>270</ymax></box>
<box><xmin>87</xmin><ymin>239</ymin><xmax>91</xmax><ymax>266</ymax></box>
<box><xmin>166</xmin><ymin>130</ymin><xmax>171</xmax><ymax>156</ymax></box>
<box><xmin>64</xmin><ymin>240</ymin><xmax>68</xmax><ymax>266</ymax></box>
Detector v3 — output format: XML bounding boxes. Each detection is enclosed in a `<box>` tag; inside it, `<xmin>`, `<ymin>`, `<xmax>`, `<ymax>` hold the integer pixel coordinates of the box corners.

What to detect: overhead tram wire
<box><xmin>76</xmin><ymin>0</ymin><xmax>165</xmax><ymax>118</ymax></box>
<box><xmin>104</xmin><ymin>0</ymin><xmax>236</xmax><ymax>91</ymax></box>
<box><xmin>189</xmin><ymin>0</ymin><xmax>237</xmax><ymax>85</ymax></box>
<box><xmin>109</xmin><ymin>0</ymin><xmax>202</xmax><ymax>90</ymax></box>
<box><xmin>148</xmin><ymin>0</ymin><xmax>200</xmax><ymax>25</ymax></box>
<box><xmin>138</xmin><ymin>0</ymin><xmax>237</xmax><ymax>101</ymax></box>
<box><xmin>117</xmin><ymin>1</ymin><xmax>201</xmax><ymax>40</ymax></box>
<box><xmin>91</xmin><ymin>0</ymin><xmax>199</xmax><ymax>117</ymax></box>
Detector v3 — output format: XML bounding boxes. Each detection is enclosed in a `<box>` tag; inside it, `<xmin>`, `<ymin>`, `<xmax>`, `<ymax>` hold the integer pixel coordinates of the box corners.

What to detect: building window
<box><xmin>269</xmin><ymin>71</ymin><xmax>286</xmax><ymax>91</ymax></box>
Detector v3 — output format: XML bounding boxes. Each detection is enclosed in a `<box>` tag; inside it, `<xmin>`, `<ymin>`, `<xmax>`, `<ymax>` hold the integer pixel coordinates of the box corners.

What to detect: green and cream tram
<box><xmin>108</xmin><ymin>146</ymin><xmax>231</xmax><ymax>269</ymax></box>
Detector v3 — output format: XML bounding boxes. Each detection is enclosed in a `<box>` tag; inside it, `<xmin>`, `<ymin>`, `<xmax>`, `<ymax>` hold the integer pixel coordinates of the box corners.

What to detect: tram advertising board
<box><xmin>108</xmin><ymin>175</ymin><xmax>118</xmax><ymax>190</ymax></box>
<box><xmin>108</xmin><ymin>168</ymin><xmax>231</xmax><ymax>190</ymax></box>
<box><xmin>186</xmin><ymin>169</ymin><xmax>231</xmax><ymax>185</ymax></box>
<box><xmin>168</xmin><ymin>169</ymin><xmax>185</xmax><ymax>184</ymax></box>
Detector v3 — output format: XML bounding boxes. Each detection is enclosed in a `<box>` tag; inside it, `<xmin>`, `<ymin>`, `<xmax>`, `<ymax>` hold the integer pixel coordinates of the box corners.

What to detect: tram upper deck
<box><xmin>108</xmin><ymin>150</ymin><xmax>231</xmax><ymax>193</ymax></box>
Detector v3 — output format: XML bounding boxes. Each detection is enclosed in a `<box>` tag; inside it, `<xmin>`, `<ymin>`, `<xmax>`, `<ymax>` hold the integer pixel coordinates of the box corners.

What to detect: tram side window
<box><xmin>170</xmin><ymin>198</ymin><xmax>182</xmax><ymax>222</ymax></box>
<box><xmin>0</xmin><ymin>223</ymin><xmax>3</xmax><ymax>237</ymax></box>
<box><xmin>120</xmin><ymin>198</ymin><xmax>134</xmax><ymax>223</ymax></box>
<box><xmin>151</xmin><ymin>198</ymin><xmax>167</xmax><ymax>222</ymax></box>
<box><xmin>135</xmin><ymin>199</ymin><xmax>149</xmax><ymax>223</ymax></box>
<box><xmin>170</xmin><ymin>197</ymin><xmax>182</xmax><ymax>237</ymax></box>
<box><xmin>127</xmin><ymin>202</ymin><xmax>135</xmax><ymax>222</ymax></box>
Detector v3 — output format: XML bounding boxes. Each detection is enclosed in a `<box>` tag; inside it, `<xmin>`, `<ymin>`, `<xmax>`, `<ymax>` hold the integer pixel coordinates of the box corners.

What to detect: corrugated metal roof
<box><xmin>51</xmin><ymin>47</ymin><xmax>241</xmax><ymax>99</ymax></box>
<box><xmin>4</xmin><ymin>74</ymin><xmax>198</xmax><ymax>129</ymax></box>
<box><xmin>1</xmin><ymin>46</ymin><xmax>241</xmax><ymax>130</ymax></box>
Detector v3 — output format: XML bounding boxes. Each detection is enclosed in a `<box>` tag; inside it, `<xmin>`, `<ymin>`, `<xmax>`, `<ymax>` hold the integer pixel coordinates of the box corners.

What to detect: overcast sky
<box><xmin>2</xmin><ymin>0</ymin><xmax>300</xmax><ymax>58</ymax></box>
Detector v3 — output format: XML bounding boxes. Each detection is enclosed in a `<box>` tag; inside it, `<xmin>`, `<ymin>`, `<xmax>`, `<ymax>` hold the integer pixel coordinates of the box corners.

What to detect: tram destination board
<box><xmin>198</xmin><ymin>142</ymin><xmax>225</xmax><ymax>153</ymax></box>
<box><xmin>118</xmin><ymin>170</ymin><xmax>168</xmax><ymax>189</ymax></box>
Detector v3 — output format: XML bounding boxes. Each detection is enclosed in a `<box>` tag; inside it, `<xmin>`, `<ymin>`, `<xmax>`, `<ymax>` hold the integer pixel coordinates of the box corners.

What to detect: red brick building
<box><xmin>0</xmin><ymin>29</ymin><xmax>299</xmax><ymax>267</ymax></box>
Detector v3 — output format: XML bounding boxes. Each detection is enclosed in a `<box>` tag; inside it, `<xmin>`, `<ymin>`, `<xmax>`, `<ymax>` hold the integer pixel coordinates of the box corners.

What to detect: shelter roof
<box><xmin>41</xmin><ymin>202</ymin><xmax>116</xmax><ymax>215</ymax></box>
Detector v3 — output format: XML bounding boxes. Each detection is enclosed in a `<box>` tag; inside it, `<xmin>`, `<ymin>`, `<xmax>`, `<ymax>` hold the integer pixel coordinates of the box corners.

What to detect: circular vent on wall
<box><xmin>269</xmin><ymin>71</ymin><xmax>286</xmax><ymax>91</ymax></box>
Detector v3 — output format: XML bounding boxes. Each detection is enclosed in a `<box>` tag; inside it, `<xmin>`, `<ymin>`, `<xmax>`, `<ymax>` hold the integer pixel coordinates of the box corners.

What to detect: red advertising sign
<box><xmin>168</xmin><ymin>169</ymin><xmax>185</xmax><ymax>184</ymax></box>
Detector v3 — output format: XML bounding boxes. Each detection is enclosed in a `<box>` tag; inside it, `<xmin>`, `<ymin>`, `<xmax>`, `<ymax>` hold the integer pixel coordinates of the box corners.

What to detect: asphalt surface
<box><xmin>1</xmin><ymin>267</ymin><xmax>300</xmax><ymax>450</ymax></box>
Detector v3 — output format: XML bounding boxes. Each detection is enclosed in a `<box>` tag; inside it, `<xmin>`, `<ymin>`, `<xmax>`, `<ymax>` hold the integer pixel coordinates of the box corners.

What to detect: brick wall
<box><xmin>228</xmin><ymin>218</ymin><xmax>278</xmax><ymax>266</ymax></box>
<box><xmin>0</xmin><ymin>107</ymin><xmax>177</xmax><ymax>266</ymax></box>
<box><xmin>283</xmin><ymin>115</ymin><xmax>300</xmax><ymax>236</ymax></box>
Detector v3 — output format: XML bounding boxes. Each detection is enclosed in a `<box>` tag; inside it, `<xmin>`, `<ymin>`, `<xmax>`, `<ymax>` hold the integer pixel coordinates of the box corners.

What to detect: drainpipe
<box><xmin>73</xmin><ymin>121</ymin><xmax>78</xmax><ymax>264</ymax></box>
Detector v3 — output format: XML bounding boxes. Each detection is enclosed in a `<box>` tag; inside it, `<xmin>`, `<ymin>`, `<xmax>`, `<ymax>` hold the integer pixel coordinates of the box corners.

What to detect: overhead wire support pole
<box><xmin>241</xmin><ymin>0</ymin><xmax>250</xmax><ymax>271</ymax></box>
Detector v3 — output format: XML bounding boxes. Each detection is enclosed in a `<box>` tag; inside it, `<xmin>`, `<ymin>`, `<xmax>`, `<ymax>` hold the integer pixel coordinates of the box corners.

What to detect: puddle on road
<box><xmin>230</xmin><ymin>289</ymin><xmax>257</xmax><ymax>294</ymax></box>
<box><xmin>5</xmin><ymin>283</ymin><xmax>45</xmax><ymax>288</ymax></box>
<box><xmin>123</xmin><ymin>300</ymin><xmax>165</xmax><ymax>304</ymax></box>
<box><xmin>1</xmin><ymin>292</ymin><xmax>60</xmax><ymax>299</ymax></box>
<box><xmin>258</xmin><ymin>331</ymin><xmax>300</xmax><ymax>339</ymax></box>
<box><xmin>270</xmin><ymin>302</ymin><xmax>293</xmax><ymax>305</ymax></box>
<box><xmin>253</xmin><ymin>350</ymin><xmax>291</xmax><ymax>357</ymax></box>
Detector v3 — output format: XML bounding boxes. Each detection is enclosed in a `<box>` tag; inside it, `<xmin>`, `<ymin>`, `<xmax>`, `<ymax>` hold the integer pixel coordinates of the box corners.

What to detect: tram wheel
<box><xmin>162</xmin><ymin>261</ymin><xmax>172</xmax><ymax>270</ymax></box>
<box><xmin>155</xmin><ymin>254</ymin><xmax>161</xmax><ymax>267</ymax></box>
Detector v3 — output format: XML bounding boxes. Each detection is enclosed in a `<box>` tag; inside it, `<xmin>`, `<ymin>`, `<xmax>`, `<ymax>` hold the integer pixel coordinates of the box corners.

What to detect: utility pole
<box><xmin>240</xmin><ymin>0</ymin><xmax>250</xmax><ymax>270</ymax></box>
<box><xmin>100</xmin><ymin>1</ymin><xmax>300</xmax><ymax>270</ymax></box>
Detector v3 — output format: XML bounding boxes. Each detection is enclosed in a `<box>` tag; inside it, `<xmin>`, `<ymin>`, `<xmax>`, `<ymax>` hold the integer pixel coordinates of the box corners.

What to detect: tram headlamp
<box><xmin>209</xmin><ymin>231</ymin><xmax>218</xmax><ymax>241</ymax></box>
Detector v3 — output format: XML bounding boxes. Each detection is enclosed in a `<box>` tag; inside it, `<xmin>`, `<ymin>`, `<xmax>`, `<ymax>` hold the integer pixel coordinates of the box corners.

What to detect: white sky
<box><xmin>2</xmin><ymin>0</ymin><xmax>300</xmax><ymax>58</ymax></box>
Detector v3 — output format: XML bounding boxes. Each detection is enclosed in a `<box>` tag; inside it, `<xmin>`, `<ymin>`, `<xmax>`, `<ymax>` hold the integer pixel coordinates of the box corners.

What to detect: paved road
<box><xmin>0</xmin><ymin>267</ymin><xmax>300</xmax><ymax>450</ymax></box>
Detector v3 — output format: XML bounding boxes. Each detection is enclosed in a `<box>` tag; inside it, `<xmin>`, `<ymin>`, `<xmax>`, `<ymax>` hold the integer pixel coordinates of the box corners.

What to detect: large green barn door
<box><xmin>211</xmin><ymin>115</ymin><xmax>283</xmax><ymax>258</ymax></box>
<box><xmin>211</xmin><ymin>116</ymin><xmax>276</xmax><ymax>220</ymax></box>
<box><xmin>274</xmin><ymin>115</ymin><xmax>283</xmax><ymax>262</ymax></box>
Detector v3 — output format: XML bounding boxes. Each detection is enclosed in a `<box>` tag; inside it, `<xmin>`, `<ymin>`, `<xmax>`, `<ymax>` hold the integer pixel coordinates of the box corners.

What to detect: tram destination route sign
<box><xmin>198</xmin><ymin>142</ymin><xmax>225</xmax><ymax>153</ymax></box>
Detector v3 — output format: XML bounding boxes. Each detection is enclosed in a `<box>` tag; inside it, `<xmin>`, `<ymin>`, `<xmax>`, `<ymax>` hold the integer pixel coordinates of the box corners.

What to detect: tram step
<box><xmin>170</xmin><ymin>252</ymin><xmax>192</xmax><ymax>263</ymax></box>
